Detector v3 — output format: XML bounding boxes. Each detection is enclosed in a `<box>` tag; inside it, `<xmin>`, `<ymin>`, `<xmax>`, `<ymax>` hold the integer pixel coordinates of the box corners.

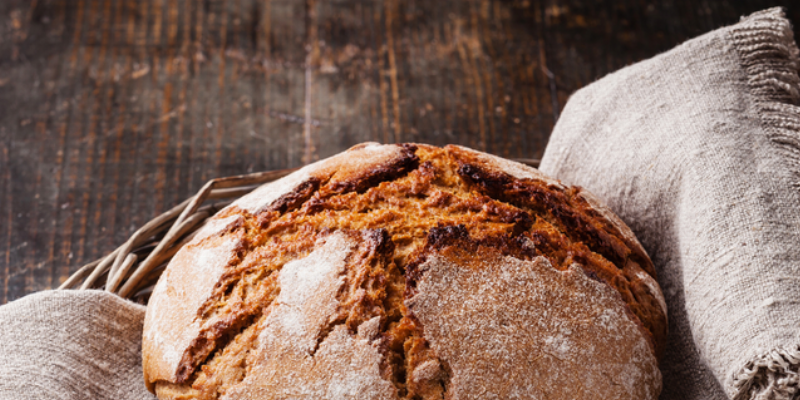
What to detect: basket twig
<box><xmin>58</xmin><ymin>258</ymin><xmax>102</xmax><ymax>290</ymax></box>
<box><xmin>80</xmin><ymin>248</ymin><xmax>121</xmax><ymax>290</ymax></box>
<box><xmin>105</xmin><ymin>197</ymin><xmax>192</xmax><ymax>291</ymax></box>
<box><xmin>61</xmin><ymin>168</ymin><xmax>297</xmax><ymax>298</ymax></box>
<box><xmin>116</xmin><ymin>169</ymin><xmax>297</xmax><ymax>298</ymax></box>
<box><xmin>113</xmin><ymin>207</ymin><xmax>211</xmax><ymax>296</ymax></box>
<box><xmin>64</xmin><ymin>159</ymin><xmax>539</xmax><ymax>302</ymax></box>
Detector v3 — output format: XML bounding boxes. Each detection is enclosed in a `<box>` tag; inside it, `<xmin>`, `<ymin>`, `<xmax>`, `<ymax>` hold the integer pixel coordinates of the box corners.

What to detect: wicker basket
<box><xmin>61</xmin><ymin>158</ymin><xmax>540</xmax><ymax>303</ymax></box>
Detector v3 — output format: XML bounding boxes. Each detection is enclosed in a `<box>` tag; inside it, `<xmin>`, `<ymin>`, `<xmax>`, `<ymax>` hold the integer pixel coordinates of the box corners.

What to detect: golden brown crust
<box><xmin>143</xmin><ymin>143</ymin><xmax>417</xmax><ymax>391</ymax></box>
<box><xmin>144</xmin><ymin>143</ymin><xmax>666</xmax><ymax>399</ymax></box>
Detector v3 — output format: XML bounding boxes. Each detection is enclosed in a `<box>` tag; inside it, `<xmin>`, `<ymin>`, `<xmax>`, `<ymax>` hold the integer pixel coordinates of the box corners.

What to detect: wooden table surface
<box><xmin>1</xmin><ymin>0</ymin><xmax>797</xmax><ymax>304</ymax></box>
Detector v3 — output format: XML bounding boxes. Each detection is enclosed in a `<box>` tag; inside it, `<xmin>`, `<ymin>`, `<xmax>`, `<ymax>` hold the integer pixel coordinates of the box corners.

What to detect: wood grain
<box><xmin>1</xmin><ymin>0</ymin><xmax>798</xmax><ymax>303</ymax></box>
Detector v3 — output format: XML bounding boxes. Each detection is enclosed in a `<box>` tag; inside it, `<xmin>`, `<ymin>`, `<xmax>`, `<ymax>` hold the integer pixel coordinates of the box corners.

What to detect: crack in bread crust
<box><xmin>151</xmin><ymin>144</ymin><xmax>666</xmax><ymax>400</ymax></box>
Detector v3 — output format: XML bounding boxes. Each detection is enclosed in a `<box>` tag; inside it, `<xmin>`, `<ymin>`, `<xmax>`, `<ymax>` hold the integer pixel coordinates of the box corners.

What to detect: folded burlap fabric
<box><xmin>540</xmin><ymin>7</ymin><xmax>800</xmax><ymax>400</ymax></box>
<box><xmin>0</xmin><ymin>290</ymin><xmax>155</xmax><ymax>399</ymax></box>
<box><xmin>0</xmin><ymin>7</ymin><xmax>797</xmax><ymax>400</ymax></box>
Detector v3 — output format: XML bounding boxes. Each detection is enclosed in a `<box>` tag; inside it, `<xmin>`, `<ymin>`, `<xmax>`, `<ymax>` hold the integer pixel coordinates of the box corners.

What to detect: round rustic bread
<box><xmin>143</xmin><ymin>143</ymin><xmax>667</xmax><ymax>400</ymax></box>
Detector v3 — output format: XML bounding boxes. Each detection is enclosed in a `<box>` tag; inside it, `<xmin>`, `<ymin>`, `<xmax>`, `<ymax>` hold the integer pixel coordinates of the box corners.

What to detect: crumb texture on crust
<box><xmin>406</xmin><ymin>242</ymin><xmax>662</xmax><ymax>400</ymax></box>
<box><xmin>144</xmin><ymin>143</ymin><xmax>666</xmax><ymax>400</ymax></box>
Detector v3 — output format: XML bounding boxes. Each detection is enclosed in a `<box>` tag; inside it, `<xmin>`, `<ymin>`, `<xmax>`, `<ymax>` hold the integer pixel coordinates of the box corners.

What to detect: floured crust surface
<box><xmin>405</xmin><ymin>236</ymin><xmax>661</xmax><ymax>399</ymax></box>
<box><xmin>223</xmin><ymin>231</ymin><xmax>397</xmax><ymax>400</ymax></box>
<box><xmin>144</xmin><ymin>143</ymin><xmax>666</xmax><ymax>400</ymax></box>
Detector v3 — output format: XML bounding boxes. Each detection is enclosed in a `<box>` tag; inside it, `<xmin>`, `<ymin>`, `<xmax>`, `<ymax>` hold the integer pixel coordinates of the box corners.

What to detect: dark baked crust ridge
<box><xmin>448</xmin><ymin>145</ymin><xmax>647</xmax><ymax>273</ymax></box>
<box><xmin>262</xmin><ymin>178</ymin><xmax>321</xmax><ymax>214</ymax></box>
<box><xmin>323</xmin><ymin>143</ymin><xmax>419</xmax><ymax>195</ymax></box>
<box><xmin>144</xmin><ymin>143</ymin><xmax>666</xmax><ymax>399</ymax></box>
<box><xmin>444</xmin><ymin>145</ymin><xmax>667</xmax><ymax>358</ymax></box>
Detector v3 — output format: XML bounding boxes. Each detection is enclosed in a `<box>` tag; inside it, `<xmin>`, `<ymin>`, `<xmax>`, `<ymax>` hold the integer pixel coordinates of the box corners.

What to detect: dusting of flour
<box><xmin>406</xmin><ymin>251</ymin><xmax>662</xmax><ymax>400</ymax></box>
<box><xmin>222</xmin><ymin>231</ymin><xmax>397</xmax><ymax>400</ymax></box>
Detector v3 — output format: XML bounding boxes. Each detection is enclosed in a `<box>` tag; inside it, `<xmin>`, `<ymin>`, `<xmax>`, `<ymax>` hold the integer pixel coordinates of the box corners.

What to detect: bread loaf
<box><xmin>143</xmin><ymin>143</ymin><xmax>667</xmax><ymax>399</ymax></box>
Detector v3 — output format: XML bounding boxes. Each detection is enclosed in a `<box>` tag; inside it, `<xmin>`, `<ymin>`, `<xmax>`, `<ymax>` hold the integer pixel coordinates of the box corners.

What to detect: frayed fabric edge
<box><xmin>732</xmin><ymin>348</ymin><xmax>800</xmax><ymax>400</ymax></box>
<box><xmin>729</xmin><ymin>7</ymin><xmax>800</xmax><ymax>400</ymax></box>
<box><xmin>730</xmin><ymin>7</ymin><xmax>800</xmax><ymax>192</ymax></box>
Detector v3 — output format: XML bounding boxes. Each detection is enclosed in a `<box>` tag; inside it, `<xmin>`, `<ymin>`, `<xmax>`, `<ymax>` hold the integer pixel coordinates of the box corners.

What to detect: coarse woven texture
<box><xmin>0</xmin><ymin>290</ymin><xmax>156</xmax><ymax>400</ymax></box>
<box><xmin>539</xmin><ymin>7</ymin><xmax>800</xmax><ymax>400</ymax></box>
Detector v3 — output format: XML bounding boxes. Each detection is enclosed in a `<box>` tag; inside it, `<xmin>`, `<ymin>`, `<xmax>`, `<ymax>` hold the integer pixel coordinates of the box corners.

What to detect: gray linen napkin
<box><xmin>540</xmin><ymin>7</ymin><xmax>800</xmax><ymax>400</ymax></box>
<box><xmin>0</xmin><ymin>290</ymin><xmax>155</xmax><ymax>399</ymax></box>
<box><xmin>0</xmin><ymin>8</ymin><xmax>798</xmax><ymax>400</ymax></box>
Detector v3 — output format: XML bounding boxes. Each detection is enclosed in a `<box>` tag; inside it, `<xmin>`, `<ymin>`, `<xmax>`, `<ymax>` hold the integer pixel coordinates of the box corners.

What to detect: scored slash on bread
<box><xmin>143</xmin><ymin>143</ymin><xmax>667</xmax><ymax>400</ymax></box>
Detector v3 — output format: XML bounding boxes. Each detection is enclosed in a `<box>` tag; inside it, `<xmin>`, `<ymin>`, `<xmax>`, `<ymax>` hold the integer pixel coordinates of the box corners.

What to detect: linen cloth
<box><xmin>0</xmin><ymin>7</ymin><xmax>798</xmax><ymax>400</ymax></box>
<box><xmin>540</xmin><ymin>7</ymin><xmax>800</xmax><ymax>400</ymax></box>
<box><xmin>0</xmin><ymin>290</ymin><xmax>155</xmax><ymax>399</ymax></box>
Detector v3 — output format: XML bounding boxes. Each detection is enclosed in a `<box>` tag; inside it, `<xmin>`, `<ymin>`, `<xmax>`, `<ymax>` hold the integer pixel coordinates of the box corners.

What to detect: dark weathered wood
<box><xmin>1</xmin><ymin>0</ymin><xmax>798</xmax><ymax>304</ymax></box>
